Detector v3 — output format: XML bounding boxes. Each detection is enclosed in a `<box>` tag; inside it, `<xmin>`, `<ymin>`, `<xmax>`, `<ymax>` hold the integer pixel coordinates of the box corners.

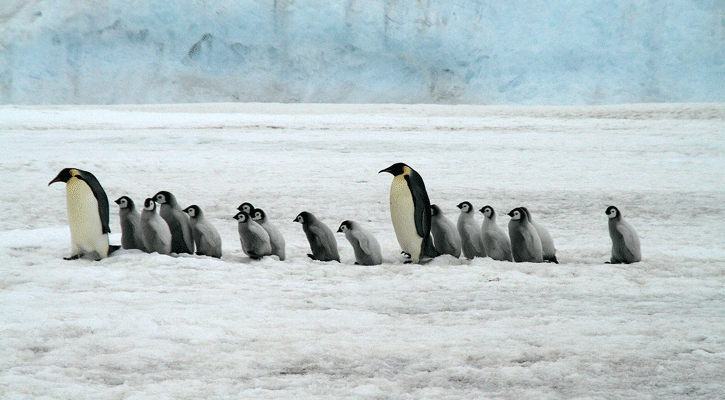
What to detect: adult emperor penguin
<box><xmin>183</xmin><ymin>205</ymin><xmax>222</xmax><ymax>258</ymax></box>
<box><xmin>235</xmin><ymin>211</ymin><xmax>272</xmax><ymax>260</ymax></box>
<box><xmin>140</xmin><ymin>198</ymin><xmax>172</xmax><ymax>255</ymax></box>
<box><xmin>430</xmin><ymin>204</ymin><xmax>462</xmax><ymax>258</ymax></box>
<box><xmin>337</xmin><ymin>220</ymin><xmax>383</xmax><ymax>265</ymax></box>
<box><xmin>49</xmin><ymin>168</ymin><xmax>118</xmax><ymax>260</ymax></box>
<box><xmin>456</xmin><ymin>201</ymin><xmax>487</xmax><ymax>259</ymax></box>
<box><xmin>153</xmin><ymin>191</ymin><xmax>194</xmax><ymax>254</ymax></box>
<box><xmin>252</xmin><ymin>208</ymin><xmax>286</xmax><ymax>261</ymax></box>
<box><xmin>379</xmin><ymin>163</ymin><xmax>438</xmax><ymax>263</ymax></box>
<box><xmin>507</xmin><ymin>207</ymin><xmax>543</xmax><ymax>263</ymax></box>
<box><xmin>479</xmin><ymin>205</ymin><xmax>513</xmax><ymax>262</ymax></box>
<box><xmin>521</xmin><ymin>207</ymin><xmax>558</xmax><ymax>263</ymax></box>
<box><xmin>115</xmin><ymin>196</ymin><xmax>146</xmax><ymax>252</ymax></box>
<box><xmin>606</xmin><ymin>206</ymin><xmax>642</xmax><ymax>264</ymax></box>
<box><xmin>294</xmin><ymin>211</ymin><xmax>340</xmax><ymax>262</ymax></box>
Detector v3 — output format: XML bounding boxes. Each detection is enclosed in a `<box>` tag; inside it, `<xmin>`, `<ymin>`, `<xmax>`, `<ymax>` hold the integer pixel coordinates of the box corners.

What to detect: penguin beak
<box><xmin>48</xmin><ymin>174</ymin><xmax>64</xmax><ymax>186</ymax></box>
<box><xmin>479</xmin><ymin>208</ymin><xmax>485</xmax><ymax>213</ymax></box>
<box><xmin>337</xmin><ymin>226</ymin><xmax>343</xmax><ymax>233</ymax></box>
<box><xmin>379</xmin><ymin>168</ymin><xmax>391</xmax><ymax>174</ymax></box>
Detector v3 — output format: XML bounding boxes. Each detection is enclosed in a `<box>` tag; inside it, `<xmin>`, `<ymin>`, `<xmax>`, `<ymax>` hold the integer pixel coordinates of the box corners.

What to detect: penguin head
<box><xmin>238</xmin><ymin>202</ymin><xmax>255</xmax><ymax>214</ymax></box>
<box><xmin>49</xmin><ymin>168</ymin><xmax>82</xmax><ymax>185</ymax></box>
<box><xmin>143</xmin><ymin>198</ymin><xmax>157</xmax><ymax>211</ymax></box>
<box><xmin>430</xmin><ymin>204</ymin><xmax>441</xmax><ymax>217</ymax></box>
<box><xmin>457</xmin><ymin>201</ymin><xmax>473</xmax><ymax>213</ymax></box>
<box><xmin>183</xmin><ymin>205</ymin><xmax>202</xmax><ymax>219</ymax></box>
<box><xmin>154</xmin><ymin>191</ymin><xmax>175</xmax><ymax>206</ymax></box>
<box><xmin>606</xmin><ymin>206</ymin><xmax>621</xmax><ymax>219</ymax></box>
<box><xmin>234</xmin><ymin>211</ymin><xmax>250</xmax><ymax>223</ymax></box>
<box><xmin>337</xmin><ymin>220</ymin><xmax>353</xmax><ymax>233</ymax></box>
<box><xmin>507</xmin><ymin>208</ymin><xmax>525</xmax><ymax>221</ymax></box>
<box><xmin>115</xmin><ymin>196</ymin><xmax>135</xmax><ymax>210</ymax></box>
<box><xmin>294</xmin><ymin>211</ymin><xmax>314</xmax><ymax>225</ymax></box>
<box><xmin>379</xmin><ymin>163</ymin><xmax>410</xmax><ymax>176</ymax></box>
<box><xmin>252</xmin><ymin>208</ymin><xmax>267</xmax><ymax>222</ymax></box>
<box><xmin>480</xmin><ymin>205</ymin><xmax>495</xmax><ymax>218</ymax></box>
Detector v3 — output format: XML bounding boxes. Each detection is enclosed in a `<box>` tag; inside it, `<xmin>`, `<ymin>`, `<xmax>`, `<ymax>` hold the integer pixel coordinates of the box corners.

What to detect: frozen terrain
<box><xmin>1</xmin><ymin>102</ymin><xmax>725</xmax><ymax>398</ymax></box>
<box><xmin>2</xmin><ymin>0</ymin><xmax>724</xmax><ymax>105</ymax></box>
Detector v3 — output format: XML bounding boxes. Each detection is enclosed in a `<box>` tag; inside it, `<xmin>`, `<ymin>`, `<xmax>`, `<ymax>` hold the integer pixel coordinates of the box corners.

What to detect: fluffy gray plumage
<box><xmin>606</xmin><ymin>206</ymin><xmax>641</xmax><ymax>264</ymax></box>
<box><xmin>507</xmin><ymin>207</ymin><xmax>543</xmax><ymax>263</ymax></box>
<box><xmin>521</xmin><ymin>207</ymin><xmax>557</xmax><ymax>263</ymax></box>
<box><xmin>295</xmin><ymin>211</ymin><xmax>340</xmax><ymax>262</ymax></box>
<box><xmin>184</xmin><ymin>205</ymin><xmax>222</xmax><ymax>258</ymax></box>
<box><xmin>430</xmin><ymin>204</ymin><xmax>462</xmax><ymax>258</ymax></box>
<box><xmin>457</xmin><ymin>201</ymin><xmax>486</xmax><ymax>259</ymax></box>
<box><xmin>140</xmin><ymin>198</ymin><xmax>172</xmax><ymax>255</ymax></box>
<box><xmin>252</xmin><ymin>209</ymin><xmax>286</xmax><ymax>261</ymax></box>
<box><xmin>337</xmin><ymin>220</ymin><xmax>383</xmax><ymax>265</ymax></box>
<box><xmin>154</xmin><ymin>191</ymin><xmax>194</xmax><ymax>254</ymax></box>
<box><xmin>115</xmin><ymin>196</ymin><xmax>146</xmax><ymax>252</ymax></box>
<box><xmin>480</xmin><ymin>205</ymin><xmax>513</xmax><ymax>262</ymax></box>
<box><xmin>235</xmin><ymin>211</ymin><xmax>272</xmax><ymax>260</ymax></box>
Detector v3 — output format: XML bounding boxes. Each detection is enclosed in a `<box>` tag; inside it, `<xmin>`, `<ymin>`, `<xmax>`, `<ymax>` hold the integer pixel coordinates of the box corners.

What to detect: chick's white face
<box><xmin>607</xmin><ymin>208</ymin><xmax>618</xmax><ymax>219</ymax></box>
<box><xmin>242</xmin><ymin>204</ymin><xmax>253</xmax><ymax>214</ymax></box>
<box><xmin>295</xmin><ymin>215</ymin><xmax>304</xmax><ymax>224</ymax></box>
<box><xmin>187</xmin><ymin>208</ymin><xmax>196</xmax><ymax>218</ymax></box>
<box><xmin>143</xmin><ymin>200</ymin><xmax>155</xmax><ymax>211</ymax></box>
<box><xmin>460</xmin><ymin>203</ymin><xmax>470</xmax><ymax>213</ymax></box>
<box><xmin>339</xmin><ymin>224</ymin><xmax>349</xmax><ymax>233</ymax></box>
<box><xmin>118</xmin><ymin>198</ymin><xmax>128</xmax><ymax>209</ymax></box>
<box><xmin>253</xmin><ymin>211</ymin><xmax>263</xmax><ymax>221</ymax></box>
<box><xmin>483</xmin><ymin>207</ymin><xmax>493</xmax><ymax>218</ymax></box>
<box><xmin>511</xmin><ymin>210</ymin><xmax>522</xmax><ymax>220</ymax></box>
<box><xmin>236</xmin><ymin>213</ymin><xmax>248</xmax><ymax>222</ymax></box>
<box><xmin>155</xmin><ymin>194</ymin><xmax>167</xmax><ymax>204</ymax></box>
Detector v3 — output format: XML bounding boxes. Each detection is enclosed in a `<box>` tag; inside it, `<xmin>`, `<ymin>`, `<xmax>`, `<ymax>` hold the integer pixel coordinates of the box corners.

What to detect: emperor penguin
<box><xmin>479</xmin><ymin>205</ymin><xmax>513</xmax><ymax>262</ymax></box>
<box><xmin>114</xmin><ymin>196</ymin><xmax>146</xmax><ymax>252</ymax></box>
<box><xmin>606</xmin><ymin>206</ymin><xmax>642</xmax><ymax>264</ymax></box>
<box><xmin>153</xmin><ymin>191</ymin><xmax>194</xmax><ymax>254</ymax></box>
<box><xmin>237</xmin><ymin>202</ymin><xmax>255</xmax><ymax>214</ymax></box>
<box><xmin>140</xmin><ymin>198</ymin><xmax>172</xmax><ymax>255</ymax></box>
<box><xmin>294</xmin><ymin>211</ymin><xmax>340</xmax><ymax>262</ymax></box>
<box><xmin>183</xmin><ymin>205</ymin><xmax>222</xmax><ymax>258</ymax></box>
<box><xmin>49</xmin><ymin>168</ymin><xmax>118</xmax><ymax>260</ymax></box>
<box><xmin>379</xmin><ymin>163</ymin><xmax>438</xmax><ymax>263</ymax></box>
<box><xmin>456</xmin><ymin>201</ymin><xmax>487</xmax><ymax>259</ymax></box>
<box><xmin>337</xmin><ymin>220</ymin><xmax>383</xmax><ymax>265</ymax></box>
<box><xmin>234</xmin><ymin>211</ymin><xmax>272</xmax><ymax>260</ymax></box>
<box><xmin>430</xmin><ymin>204</ymin><xmax>462</xmax><ymax>258</ymax></box>
<box><xmin>521</xmin><ymin>207</ymin><xmax>558</xmax><ymax>263</ymax></box>
<box><xmin>507</xmin><ymin>207</ymin><xmax>543</xmax><ymax>263</ymax></box>
<box><xmin>251</xmin><ymin>208</ymin><xmax>286</xmax><ymax>261</ymax></box>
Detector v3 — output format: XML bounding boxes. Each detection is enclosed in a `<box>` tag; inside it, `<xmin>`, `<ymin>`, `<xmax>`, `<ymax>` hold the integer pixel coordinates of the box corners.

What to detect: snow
<box><xmin>2</xmin><ymin>103</ymin><xmax>725</xmax><ymax>399</ymax></box>
<box><xmin>1</xmin><ymin>0</ymin><xmax>724</xmax><ymax>105</ymax></box>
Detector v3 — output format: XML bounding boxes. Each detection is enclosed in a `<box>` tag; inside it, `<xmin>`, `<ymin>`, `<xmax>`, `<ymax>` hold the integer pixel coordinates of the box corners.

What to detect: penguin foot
<box><xmin>63</xmin><ymin>254</ymin><xmax>82</xmax><ymax>261</ymax></box>
<box><xmin>404</xmin><ymin>260</ymin><xmax>413</xmax><ymax>264</ymax></box>
<box><xmin>307</xmin><ymin>254</ymin><xmax>317</xmax><ymax>260</ymax></box>
<box><xmin>401</xmin><ymin>251</ymin><xmax>411</xmax><ymax>259</ymax></box>
<box><xmin>108</xmin><ymin>245</ymin><xmax>121</xmax><ymax>255</ymax></box>
<box><xmin>545</xmin><ymin>257</ymin><xmax>559</xmax><ymax>264</ymax></box>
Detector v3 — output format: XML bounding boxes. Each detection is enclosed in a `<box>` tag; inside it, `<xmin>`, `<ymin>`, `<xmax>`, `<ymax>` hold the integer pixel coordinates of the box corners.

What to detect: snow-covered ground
<box><xmin>1</xmin><ymin>102</ymin><xmax>724</xmax><ymax>399</ymax></box>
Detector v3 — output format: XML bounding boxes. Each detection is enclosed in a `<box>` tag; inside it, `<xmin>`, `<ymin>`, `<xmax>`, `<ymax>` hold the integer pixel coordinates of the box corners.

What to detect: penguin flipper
<box><xmin>309</xmin><ymin>224</ymin><xmax>334</xmax><ymax>259</ymax></box>
<box><xmin>404</xmin><ymin>173</ymin><xmax>432</xmax><ymax>239</ymax></box>
<box><xmin>616</xmin><ymin>223</ymin><xmax>638</xmax><ymax>256</ymax></box>
<box><xmin>352</xmin><ymin>229</ymin><xmax>372</xmax><ymax>255</ymax></box>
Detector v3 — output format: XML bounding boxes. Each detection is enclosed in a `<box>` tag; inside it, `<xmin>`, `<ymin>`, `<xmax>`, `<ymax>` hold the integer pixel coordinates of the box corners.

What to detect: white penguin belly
<box><xmin>390</xmin><ymin>177</ymin><xmax>422</xmax><ymax>261</ymax></box>
<box><xmin>66</xmin><ymin>178</ymin><xmax>108</xmax><ymax>257</ymax></box>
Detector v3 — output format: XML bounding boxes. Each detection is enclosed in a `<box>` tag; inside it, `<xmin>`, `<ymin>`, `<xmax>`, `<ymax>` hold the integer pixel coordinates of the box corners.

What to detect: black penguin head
<box><xmin>234</xmin><ymin>211</ymin><xmax>250</xmax><ymax>223</ymax></box>
<box><xmin>337</xmin><ymin>220</ymin><xmax>353</xmax><ymax>233</ymax></box>
<box><xmin>294</xmin><ymin>211</ymin><xmax>314</xmax><ymax>225</ymax></box>
<box><xmin>143</xmin><ymin>198</ymin><xmax>157</xmax><ymax>211</ymax></box>
<box><xmin>457</xmin><ymin>201</ymin><xmax>473</xmax><ymax>213</ymax></box>
<box><xmin>184</xmin><ymin>205</ymin><xmax>202</xmax><ymax>218</ymax></box>
<box><xmin>507</xmin><ymin>208</ymin><xmax>526</xmax><ymax>221</ymax></box>
<box><xmin>238</xmin><ymin>202</ymin><xmax>255</xmax><ymax>214</ymax></box>
<box><xmin>251</xmin><ymin>208</ymin><xmax>266</xmax><ymax>222</ymax></box>
<box><xmin>606</xmin><ymin>206</ymin><xmax>621</xmax><ymax>219</ymax></box>
<box><xmin>379</xmin><ymin>163</ymin><xmax>410</xmax><ymax>176</ymax></box>
<box><xmin>480</xmin><ymin>205</ymin><xmax>495</xmax><ymax>218</ymax></box>
<box><xmin>430</xmin><ymin>204</ymin><xmax>441</xmax><ymax>216</ymax></box>
<box><xmin>154</xmin><ymin>191</ymin><xmax>175</xmax><ymax>205</ymax></box>
<box><xmin>49</xmin><ymin>168</ymin><xmax>87</xmax><ymax>185</ymax></box>
<box><xmin>115</xmin><ymin>196</ymin><xmax>135</xmax><ymax>210</ymax></box>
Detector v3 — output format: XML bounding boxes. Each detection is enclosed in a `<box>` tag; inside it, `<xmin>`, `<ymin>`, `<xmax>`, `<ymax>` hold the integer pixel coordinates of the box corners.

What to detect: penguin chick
<box><xmin>115</xmin><ymin>196</ymin><xmax>146</xmax><ymax>252</ymax></box>
<box><xmin>521</xmin><ymin>207</ymin><xmax>558</xmax><ymax>263</ymax></box>
<box><xmin>294</xmin><ymin>211</ymin><xmax>340</xmax><ymax>262</ymax></box>
<box><xmin>479</xmin><ymin>205</ymin><xmax>513</xmax><ymax>262</ymax></box>
<box><xmin>430</xmin><ymin>204</ymin><xmax>462</xmax><ymax>258</ymax></box>
<box><xmin>337</xmin><ymin>220</ymin><xmax>383</xmax><ymax>265</ymax></box>
<box><xmin>507</xmin><ymin>207</ymin><xmax>543</xmax><ymax>263</ymax></box>
<box><xmin>456</xmin><ymin>201</ymin><xmax>487</xmax><ymax>259</ymax></box>
<box><xmin>237</xmin><ymin>202</ymin><xmax>255</xmax><ymax>214</ymax></box>
<box><xmin>379</xmin><ymin>163</ymin><xmax>438</xmax><ymax>263</ymax></box>
<box><xmin>49</xmin><ymin>168</ymin><xmax>117</xmax><ymax>260</ymax></box>
<box><xmin>251</xmin><ymin>208</ymin><xmax>286</xmax><ymax>261</ymax></box>
<box><xmin>234</xmin><ymin>211</ymin><xmax>272</xmax><ymax>260</ymax></box>
<box><xmin>140</xmin><ymin>198</ymin><xmax>172</xmax><ymax>255</ymax></box>
<box><xmin>154</xmin><ymin>191</ymin><xmax>194</xmax><ymax>254</ymax></box>
<box><xmin>183</xmin><ymin>205</ymin><xmax>222</xmax><ymax>258</ymax></box>
<box><xmin>606</xmin><ymin>206</ymin><xmax>641</xmax><ymax>264</ymax></box>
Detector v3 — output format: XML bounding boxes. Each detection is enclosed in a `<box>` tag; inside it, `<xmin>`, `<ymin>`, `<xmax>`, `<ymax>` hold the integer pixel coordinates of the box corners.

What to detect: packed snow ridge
<box><xmin>1</xmin><ymin>0</ymin><xmax>724</xmax><ymax>105</ymax></box>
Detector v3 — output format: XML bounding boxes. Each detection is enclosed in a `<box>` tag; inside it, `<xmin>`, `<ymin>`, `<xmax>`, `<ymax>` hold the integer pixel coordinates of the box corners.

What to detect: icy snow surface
<box><xmin>1</xmin><ymin>0</ymin><xmax>724</xmax><ymax>105</ymax></box>
<box><xmin>1</xmin><ymin>102</ymin><xmax>725</xmax><ymax>398</ymax></box>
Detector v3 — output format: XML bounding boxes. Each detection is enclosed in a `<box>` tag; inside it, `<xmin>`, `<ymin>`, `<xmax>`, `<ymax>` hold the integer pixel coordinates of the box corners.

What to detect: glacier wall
<box><xmin>1</xmin><ymin>0</ymin><xmax>724</xmax><ymax>105</ymax></box>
